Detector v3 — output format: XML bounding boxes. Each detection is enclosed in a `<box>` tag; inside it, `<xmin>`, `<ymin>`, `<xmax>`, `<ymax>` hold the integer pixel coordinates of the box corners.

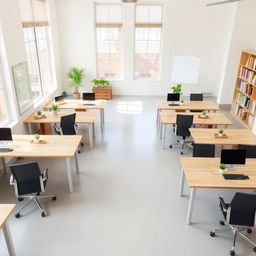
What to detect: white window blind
<box><xmin>19</xmin><ymin>0</ymin><xmax>49</xmax><ymax>28</ymax></box>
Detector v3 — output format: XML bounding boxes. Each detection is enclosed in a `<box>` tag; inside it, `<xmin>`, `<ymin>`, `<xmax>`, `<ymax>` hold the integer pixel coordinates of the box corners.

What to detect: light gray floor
<box><xmin>0</xmin><ymin>96</ymin><xmax>255</xmax><ymax>256</ymax></box>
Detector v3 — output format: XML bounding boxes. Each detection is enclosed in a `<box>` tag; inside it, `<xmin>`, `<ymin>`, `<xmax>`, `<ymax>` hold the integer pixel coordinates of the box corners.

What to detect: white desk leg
<box><xmin>89</xmin><ymin>124</ymin><xmax>93</xmax><ymax>148</ymax></box>
<box><xmin>179</xmin><ymin>169</ymin><xmax>185</xmax><ymax>196</ymax></box>
<box><xmin>186</xmin><ymin>188</ymin><xmax>196</xmax><ymax>225</ymax></box>
<box><xmin>92</xmin><ymin>122</ymin><xmax>95</xmax><ymax>138</ymax></box>
<box><xmin>156</xmin><ymin>109</ymin><xmax>159</xmax><ymax>126</ymax></box>
<box><xmin>102</xmin><ymin>109</ymin><xmax>105</xmax><ymax>124</ymax></box>
<box><xmin>28</xmin><ymin>123</ymin><xmax>33</xmax><ymax>134</ymax></box>
<box><xmin>1</xmin><ymin>157</ymin><xmax>7</xmax><ymax>174</ymax></box>
<box><xmin>100</xmin><ymin>109</ymin><xmax>104</xmax><ymax>133</ymax></box>
<box><xmin>65</xmin><ymin>157</ymin><xmax>73</xmax><ymax>193</ymax></box>
<box><xmin>74</xmin><ymin>151</ymin><xmax>80</xmax><ymax>174</ymax></box>
<box><xmin>162</xmin><ymin>124</ymin><xmax>166</xmax><ymax>149</ymax></box>
<box><xmin>159</xmin><ymin>122</ymin><xmax>163</xmax><ymax>139</ymax></box>
<box><xmin>2</xmin><ymin>222</ymin><xmax>16</xmax><ymax>256</ymax></box>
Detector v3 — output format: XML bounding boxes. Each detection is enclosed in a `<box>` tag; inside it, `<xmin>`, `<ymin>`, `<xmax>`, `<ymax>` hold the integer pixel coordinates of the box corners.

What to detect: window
<box><xmin>95</xmin><ymin>4</ymin><xmax>122</xmax><ymax>80</ymax></box>
<box><xmin>134</xmin><ymin>5</ymin><xmax>163</xmax><ymax>80</ymax></box>
<box><xmin>19</xmin><ymin>0</ymin><xmax>56</xmax><ymax>102</ymax></box>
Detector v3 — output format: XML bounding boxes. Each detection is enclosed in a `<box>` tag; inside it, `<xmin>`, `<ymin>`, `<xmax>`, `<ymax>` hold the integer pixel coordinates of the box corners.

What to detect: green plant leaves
<box><xmin>67</xmin><ymin>67</ymin><xmax>85</xmax><ymax>89</ymax></box>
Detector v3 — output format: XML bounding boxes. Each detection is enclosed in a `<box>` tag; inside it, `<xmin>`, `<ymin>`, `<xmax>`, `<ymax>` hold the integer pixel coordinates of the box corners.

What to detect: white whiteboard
<box><xmin>171</xmin><ymin>56</ymin><xmax>200</xmax><ymax>84</ymax></box>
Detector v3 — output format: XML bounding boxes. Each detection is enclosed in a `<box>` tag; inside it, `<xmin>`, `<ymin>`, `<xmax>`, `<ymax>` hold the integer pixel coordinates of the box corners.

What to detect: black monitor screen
<box><xmin>0</xmin><ymin>128</ymin><xmax>12</xmax><ymax>141</ymax></box>
<box><xmin>83</xmin><ymin>93</ymin><xmax>95</xmax><ymax>101</ymax></box>
<box><xmin>55</xmin><ymin>96</ymin><xmax>64</xmax><ymax>102</ymax></box>
<box><xmin>167</xmin><ymin>93</ymin><xmax>180</xmax><ymax>102</ymax></box>
<box><xmin>220</xmin><ymin>149</ymin><xmax>246</xmax><ymax>165</ymax></box>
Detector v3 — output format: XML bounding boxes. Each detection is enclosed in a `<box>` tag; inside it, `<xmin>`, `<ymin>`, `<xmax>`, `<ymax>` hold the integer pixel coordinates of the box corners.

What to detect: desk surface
<box><xmin>44</xmin><ymin>99</ymin><xmax>107</xmax><ymax>110</ymax></box>
<box><xmin>0</xmin><ymin>204</ymin><xmax>15</xmax><ymax>228</ymax></box>
<box><xmin>156</xmin><ymin>100</ymin><xmax>220</xmax><ymax>111</ymax></box>
<box><xmin>160</xmin><ymin>112</ymin><xmax>232</xmax><ymax>126</ymax></box>
<box><xmin>24</xmin><ymin>111</ymin><xmax>96</xmax><ymax>124</ymax></box>
<box><xmin>190</xmin><ymin>128</ymin><xmax>256</xmax><ymax>145</ymax></box>
<box><xmin>0</xmin><ymin>135</ymin><xmax>82</xmax><ymax>157</ymax></box>
<box><xmin>180</xmin><ymin>157</ymin><xmax>256</xmax><ymax>189</ymax></box>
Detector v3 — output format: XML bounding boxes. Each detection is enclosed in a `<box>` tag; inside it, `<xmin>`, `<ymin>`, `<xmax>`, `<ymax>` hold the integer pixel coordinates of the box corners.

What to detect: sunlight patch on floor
<box><xmin>116</xmin><ymin>101</ymin><xmax>143</xmax><ymax>115</ymax></box>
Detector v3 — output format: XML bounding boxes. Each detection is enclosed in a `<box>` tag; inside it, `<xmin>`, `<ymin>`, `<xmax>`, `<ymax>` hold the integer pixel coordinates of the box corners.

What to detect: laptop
<box><xmin>83</xmin><ymin>93</ymin><xmax>96</xmax><ymax>105</ymax></box>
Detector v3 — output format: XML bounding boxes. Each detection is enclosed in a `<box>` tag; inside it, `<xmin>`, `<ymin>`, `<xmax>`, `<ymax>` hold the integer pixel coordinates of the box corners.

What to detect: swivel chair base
<box><xmin>210</xmin><ymin>221</ymin><xmax>256</xmax><ymax>256</ymax></box>
<box><xmin>15</xmin><ymin>193</ymin><xmax>57</xmax><ymax>218</ymax></box>
<box><xmin>170</xmin><ymin>138</ymin><xmax>193</xmax><ymax>155</ymax></box>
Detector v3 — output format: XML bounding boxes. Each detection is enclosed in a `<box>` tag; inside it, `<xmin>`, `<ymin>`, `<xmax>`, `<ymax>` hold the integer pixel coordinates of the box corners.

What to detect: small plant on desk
<box><xmin>37</xmin><ymin>110</ymin><xmax>42</xmax><ymax>116</ymax></box>
<box><xmin>171</xmin><ymin>83</ymin><xmax>182</xmax><ymax>94</ymax></box>
<box><xmin>219</xmin><ymin>163</ymin><xmax>226</xmax><ymax>174</ymax></box>
<box><xmin>34</xmin><ymin>133</ymin><xmax>41</xmax><ymax>143</ymax></box>
<box><xmin>202</xmin><ymin>110</ymin><xmax>207</xmax><ymax>116</ymax></box>
<box><xmin>51</xmin><ymin>104</ymin><xmax>58</xmax><ymax>116</ymax></box>
<box><xmin>180</xmin><ymin>99</ymin><xmax>184</xmax><ymax>104</ymax></box>
<box><xmin>218</xmin><ymin>129</ymin><xmax>224</xmax><ymax>136</ymax></box>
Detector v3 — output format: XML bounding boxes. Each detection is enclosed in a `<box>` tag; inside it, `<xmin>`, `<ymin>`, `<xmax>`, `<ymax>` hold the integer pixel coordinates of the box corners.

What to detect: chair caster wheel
<box><xmin>230</xmin><ymin>250</ymin><xmax>235</xmax><ymax>256</ymax></box>
<box><xmin>52</xmin><ymin>196</ymin><xmax>57</xmax><ymax>201</ymax></box>
<box><xmin>41</xmin><ymin>212</ymin><xmax>46</xmax><ymax>217</ymax></box>
<box><xmin>219</xmin><ymin>220</ymin><xmax>225</xmax><ymax>226</ymax></box>
<box><xmin>18</xmin><ymin>198</ymin><xmax>23</xmax><ymax>201</ymax></box>
<box><xmin>253</xmin><ymin>247</ymin><xmax>256</xmax><ymax>252</ymax></box>
<box><xmin>210</xmin><ymin>231</ymin><xmax>215</xmax><ymax>237</ymax></box>
<box><xmin>78</xmin><ymin>150</ymin><xmax>81</xmax><ymax>154</ymax></box>
<box><xmin>247</xmin><ymin>229</ymin><xmax>252</xmax><ymax>234</ymax></box>
<box><xmin>180</xmin><ymin>152</ymin><xmax>184</xmax><ymax>155</ymax></box>
<box><xmin>169</xmin><ymin>145</ymin><xmax>173</xmax><ymax>148</ymax></box>
<box><xmin>15</xmin><ymin>213</ymin><xmax>21</xmax><ymax>218</ymax></box>
<box><xmin>81</xmin><ymin>143</ymin><xmax>84</xmax><ymax>146</ymax></box>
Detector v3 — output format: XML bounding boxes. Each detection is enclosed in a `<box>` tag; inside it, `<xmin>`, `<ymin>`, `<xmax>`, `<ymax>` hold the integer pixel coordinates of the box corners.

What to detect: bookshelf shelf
<box><xmin>231</xmin><ymin>50</ymin><xmax>256</xmax><ymax>129</ymax></box>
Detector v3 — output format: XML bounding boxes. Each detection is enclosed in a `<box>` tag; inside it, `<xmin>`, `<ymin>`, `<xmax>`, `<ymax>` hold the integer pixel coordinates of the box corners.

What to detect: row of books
<box><xmin>240</xmin><ymin>67</ymin><xmax>256</xmax><ymax>84</ymax></box>
<box><xmin>237</xmin><ymin>81</ymin><xmax>253</xmax><ymax>96</ymax></box>
<box><xmin>236</xmin><ymin>93</ymin><xmax>250</xmax><ymax>108</ymax></box>
<box><xmin>246</xmin><ymin>56</ymin><xmax>256</xmax><ymax>70</ymax></box>
<box><xmin>250</xmin><ymin>101</ymin><xmax>256</xmax><ymax>114</ymax></box>
<box><xmin>247</xmin><ymin>114</ymin><xmax>255</xmax><ymax>128</ymax></box>
<box><xmin>233</xmin><ymin>103</ymin><xmax>256</xmax><ymax>127</ymax></box>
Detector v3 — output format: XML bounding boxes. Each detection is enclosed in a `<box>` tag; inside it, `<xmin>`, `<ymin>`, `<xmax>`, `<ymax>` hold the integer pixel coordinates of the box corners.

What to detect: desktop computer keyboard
<box><xmin>83</xmin><ymin>103</ymin><xmax>96</xmax><ymax>106</ymax></box>
<box><xmin>168</xmin><ymin>103</ymin><xmax>180</xmax><ymax>106</ymax></box>
<box><xmin>0</xmin><ymin>148</ymin><xmax>13</xmax><ymax>152</ymax></box>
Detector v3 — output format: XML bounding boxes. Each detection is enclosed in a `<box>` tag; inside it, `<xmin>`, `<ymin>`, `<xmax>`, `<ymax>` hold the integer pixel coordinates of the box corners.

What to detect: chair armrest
<box><xmin>9</xmin><ymin>175</ymin><xmax>14</xmax><ymax>185</ymax></box>
<box><xmin>219</xmin><ymin>197</ymin><xmax>228</xmax><ymax>212</ymax></box>
<box><xmin>54</xmin><ymin>124</ymin><xmax>61</xmax><ymax>135</ymax></box>
<box><xmin>42</xmin><ymin>168</ymin><xmax>48</xmax><ymax>181</ymax></box>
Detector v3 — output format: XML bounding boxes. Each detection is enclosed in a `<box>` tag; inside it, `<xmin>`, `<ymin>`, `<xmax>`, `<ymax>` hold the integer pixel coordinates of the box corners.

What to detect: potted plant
<box><xmin>218</xmin><ymin>129</ymin><xmax>224</xmax><ymax>136</ymax></box>
<box><xmin>34</xmin><ymin>133</ymin><xmax>41</xmax><ymax>144</ymax></box>
<box><xmin>180</xmin><ymin>99</ymin><xmax>184</xmax><ymax>105</ymax></box>
<box><xmin>37</xmin><ymin>110</ymin><xmax>42</xmax><ymax>117</ymax></box>
<box><xmin>171</xmin><ymin>83</ymin><xmax>182</xmax><ymax>94</ymax></box>
<box><xmin>202</xmin><ymin>110</ymin><xmax>207</xmax><ymax>116</ymax></box>
<box><xmin>67</xmin><ymin>67</ymin><xmax>84</xmax><ymax>99</ymax></box>
<box><xmin>91</xmin><ymin>78</ymin><xmax>110</xmax><ymax>87</ymax></box>
<box><xmin>219</xmin><ymin>163</ymin><xmax>226</xmax><ymax>174</ymax></box>
<box><xmin>51</xmin><ymin>104</ymin><xmax>58</xmax><ymax>116</ymax></box>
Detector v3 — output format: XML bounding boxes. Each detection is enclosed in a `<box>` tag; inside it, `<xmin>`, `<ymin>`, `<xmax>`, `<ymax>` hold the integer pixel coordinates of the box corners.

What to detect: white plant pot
<box><xmin>219</xmin><ymin>168</ymin><xmax>225</xmax><ymax>174</ymax></box>
<box><xmin>218</xmin><ymin>133</ymin><xmax>224</xmax><ymax>137</ymax></box>
<box><xmin>35</xmin><ymin>139</ymin><xmax>40</xmax><ymax>144</ymax></box>
<box><xmin>52</xmin><ymin>110</ymin><xmax>58</xmax><ymax>116</ymax></box>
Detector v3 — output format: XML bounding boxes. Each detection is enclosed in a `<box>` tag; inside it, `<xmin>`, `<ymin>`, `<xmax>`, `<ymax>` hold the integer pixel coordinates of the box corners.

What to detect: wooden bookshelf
<box><xmin>231</xmin><ymin>50</ymin><xmax>256</xmax><ymax>129</ymax></box>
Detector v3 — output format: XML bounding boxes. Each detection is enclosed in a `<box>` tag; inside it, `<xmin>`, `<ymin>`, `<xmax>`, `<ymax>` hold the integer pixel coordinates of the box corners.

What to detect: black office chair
<box><xmin>170</xmin><ymin>114</ymin><xmax>194</xmax><ymax>155</ymax></box>
<box><xmin>210</xmin><ymin>193</ymin><xmax>256</xmax><ymax>256</ymax></box>
<box><xmin>190</xmin><ymin>93</ymin><xmax>203</xmax><ymax>113</ymax></box>
<box><xmin>9</xmin><ymin>162</ymin><xmax>56</xmax><ymax>218</ymax></box>
<box><xmin>54</xmin><ymin>113</ymin><xmax>83</xmax><ymax>152</ymax></box>
<box><xmin>238</xmin><ymin>144</ymin><xmax>256</xmax><ymax>158</ymax></box>
<box><xmin>193</xmin><ymin>144</ymin><xmax>215</xmax><ymax>157</ymax></box>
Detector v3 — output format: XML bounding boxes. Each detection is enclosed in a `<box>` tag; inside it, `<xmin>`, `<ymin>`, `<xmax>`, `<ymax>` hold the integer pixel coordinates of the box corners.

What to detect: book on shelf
<box><xmin>237</xmin><ymin>81</ymin><xmax>253</xmax><ymax>96</ymax></box>
<box><xmin>247</xmin><ymin>114</ymin><xmax>255</xmax><ymax>128</ymax></box>
<box><xmin>239</xmin><ymin>67</ymin><xmax>256</xmax><ymax>84</ymax></box>
<box><xmin>250</xmin><ymin>101</ymin><xmax>256</xmax><ymax>114</ymax></box>
<box><xmin>232</xmin><ymin>103</ymin><xmax>247</xmax><ymax>120</ymax></box>
<box><xmin>246</xmin><ymin>56</ymin><xmax>256</xmax><ymax>70</ymax></box>
<box><xmin>236</xmin><ymin>93</ymin><xmax>250</xmax><ymax>108</ymax></box>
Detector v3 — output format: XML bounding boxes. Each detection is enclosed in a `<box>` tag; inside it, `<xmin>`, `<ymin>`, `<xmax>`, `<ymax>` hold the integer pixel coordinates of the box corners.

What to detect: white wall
<box><xmin>217</xmin><ymin>0</ymin><xmax>256</xmax><ymax>104</ymax></box>
<box><xmin>55</xmin><ymin>0</ymin><xmax>235</xmax><ymax>97</ymax></box>
<box><xmin>0</xmin><ymin>0</ymin><xmax>63</xmax><ymax>134</ymax></box>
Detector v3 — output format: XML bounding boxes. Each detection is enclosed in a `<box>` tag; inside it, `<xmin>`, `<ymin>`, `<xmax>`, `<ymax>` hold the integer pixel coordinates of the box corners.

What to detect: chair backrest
<box><xmin>60</xmin><ymin>113</ymin><xmax>76</xmax><ymax>135</ymax></box>
<box><xmin>193</xmin><ymin>144</ymin><xmax>215</xmax><ymax>157</ymax></box>
<box><xmin>228</xmin><ymin>192</ymin><xmax>256</xmax><ymax>227</ymax></box>
<box><xmin>190</xmin><ymin>93</ymin><xmax>203</xmax><ymax>101</ymax></box>
<box><xmin>176</xmin><ymin>115</ymin><xmax>194</xmax><ymax>137</ymax></box>
<box><xmin>238</xmin><ymin>144</ymin><xmax>256</xmax><ymax>158</ymax></box>
<box><xmin>9</xmin><ymin>162</ymin><xmax>42</xmax><ymax>195</ymax></box>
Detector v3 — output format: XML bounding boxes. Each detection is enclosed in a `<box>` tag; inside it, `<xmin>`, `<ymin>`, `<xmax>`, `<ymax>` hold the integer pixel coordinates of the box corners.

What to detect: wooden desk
<box><xmin>44</xmin><ymin>99</ymin><xmax>107</xmax><ymax>132</ymax></box>
<box><xmin>24</xmin><ymin>111</ymin><xmax>96</xmax><ymax>148</ymax></box>
<box><xmin>0</xmin><ymin>135</ymin><xmax>82</xmax><ymax>193</ymax></box>
<box><xmin>180</xmin><ymin>157</ymin><xmax>256</xmax><ymax>224</ymax></box>
<box><xmin>190</xmin><ymin>128</ymin><xmax>256</xmax><ymax>145</ymax></box>
<box><xmin>156</xmin><ymin>100</ymin><xmax>220</xmax><ymax>126</ymax></box>
<box><xmin>160</xmin><ymin>113</ymin><xmax>233</xmax><ymax>149</ymax></box>
<box><xmin>0</xmin><ymin>204</ymin><xmax>16</xmax><ymax>256</ymax></box>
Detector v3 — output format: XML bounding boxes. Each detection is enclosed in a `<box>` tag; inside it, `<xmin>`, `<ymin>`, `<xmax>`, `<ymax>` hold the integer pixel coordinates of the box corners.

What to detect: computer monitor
<box><xmin>0</xmin><ymin>128</ymin><xmax>12</xmax><ymax>146</ymax></box>
<box><xmin>83</xmin><ymin>93</ymin><xmax>95</xmax><ymax>101</ymax></box>
<box><xmin>55</xmin><ymin>95</ymin><xmax>64</xmax><ymax>103</ymax></box>
<box><xmin>167</xmin><ymin>93</ymin><xmax>180</xmax><ymax>102</ymax></box>
<box><xmin>220</xmin><ymin>149</ymin><xmax>246</xmax><ymax>171</ymax></box>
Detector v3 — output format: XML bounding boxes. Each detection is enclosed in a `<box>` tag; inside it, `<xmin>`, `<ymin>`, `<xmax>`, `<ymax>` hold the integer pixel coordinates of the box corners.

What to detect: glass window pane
<box><xmin>109</xmin><ymin>5</ymin><xmax>122</xmax><ymax>23</ymax></box>
<box><xmin>148</xmin><ymin>5</ymin><xmax>162</xmax><ymax>23</ymax></box>
<box><xmin>96</xmin><ymin>5</ymin><xmax>109</xmax><ymax>23</ymax></box>
<box><xmin>136</xmin><ymin>5</ymin><xmax>149</xmax><ymax>23</ymax></box>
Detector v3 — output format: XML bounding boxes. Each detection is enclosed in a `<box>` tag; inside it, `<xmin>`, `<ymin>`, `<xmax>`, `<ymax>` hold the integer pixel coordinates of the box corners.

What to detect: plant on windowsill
<box><xmin>91</xmin><ymin>78</ymin><xmax>110</xmax><ymax>87</ymax></box>
<box><xmin>219</xmin><ymin>163</ymin><xmax>226</xmax><ymax>174</ymax></box>
<box><xmin>67</xmin><ymin>67</ymin><xmax>84</xmax><ymax>99</ymax></box>
<box><xmin>51</xmin><ymin>104</ymin><xmax>58</xmax><ymax>116</ymax></box>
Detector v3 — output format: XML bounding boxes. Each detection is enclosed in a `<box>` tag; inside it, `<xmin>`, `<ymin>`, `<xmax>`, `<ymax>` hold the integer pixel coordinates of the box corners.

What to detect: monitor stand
<box><xmin>226</xmin><ymin>164</ymin><xmax>236</xmax><ymax>171</ymax></box>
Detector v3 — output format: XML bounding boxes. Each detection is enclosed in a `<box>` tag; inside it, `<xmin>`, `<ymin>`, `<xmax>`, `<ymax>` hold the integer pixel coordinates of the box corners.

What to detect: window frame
<box><xmin>133</xmin><ymin>4</ymin><xmax>163</xmax><ymax>81</ymax></box>
<box><xmin>94</xmin><ymin>3</ymin><xmax>123</xmax><ymax>81</ymax></box>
